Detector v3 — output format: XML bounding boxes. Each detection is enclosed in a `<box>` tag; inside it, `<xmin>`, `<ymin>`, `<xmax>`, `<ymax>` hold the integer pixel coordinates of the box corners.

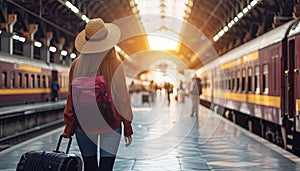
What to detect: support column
<box><xmin>40</xmin><ymin>31</ymin><xmax>52</xmax><ymax>64</ymax></box>
<box><xmin>22</xmin><ymin>24</ymin><xmax>38</xmax><ymax>59</ymax></box>
<box><xmin>1</xmin><ymin>14</ymin><xmax>17</xmax><ymax>54</ymax></box>
<box><xmin>293</xmin><ymin>4</ymin><xmax>300</xmax><ymax>19</ymax></box>
<box><xmin>64</xmin><ymin>43</ymin><xmax>74</xmax><ymax>65</ymax></box>
<box><xmin>53</xmin><ymin>37</ymin><xmax>65</xmax><ymax>64</ymax></box>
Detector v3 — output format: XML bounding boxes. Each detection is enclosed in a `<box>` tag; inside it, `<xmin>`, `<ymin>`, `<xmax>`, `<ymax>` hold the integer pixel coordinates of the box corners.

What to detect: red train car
<box><xmin>0</xmin><ymin>52</ymin><xmax>69</xmax><ymax>106</ymax></box>
<box><xmin>199</xmin><ymin>18</ymin><xmax>300</xmax><ymax>156</ymax></box>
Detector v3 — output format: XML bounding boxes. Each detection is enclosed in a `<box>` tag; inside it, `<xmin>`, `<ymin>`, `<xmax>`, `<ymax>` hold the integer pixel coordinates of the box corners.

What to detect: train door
<box><xmin>292</xmin><ymin>35</ymin><xmax>300</xmax><ymax>156</ymax></box>
<box><xmin>284</xmin><ymin>37</ymin><xmax>298</xmax><ymax>153</ymax></box>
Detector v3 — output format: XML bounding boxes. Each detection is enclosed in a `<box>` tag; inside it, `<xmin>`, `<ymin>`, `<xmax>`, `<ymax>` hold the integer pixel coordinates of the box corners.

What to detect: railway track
<box><xmin>0</xmin><ymin>119</ymin><xmax>64</xmax><ymax>151</ymax></box>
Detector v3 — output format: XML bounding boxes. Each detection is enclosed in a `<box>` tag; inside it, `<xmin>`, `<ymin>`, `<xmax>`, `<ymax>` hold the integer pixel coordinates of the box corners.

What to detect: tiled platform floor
<box><xmin>0</xmin><ymin>92</ymin><xmax>300</xmax><ymax>170</ymax></box>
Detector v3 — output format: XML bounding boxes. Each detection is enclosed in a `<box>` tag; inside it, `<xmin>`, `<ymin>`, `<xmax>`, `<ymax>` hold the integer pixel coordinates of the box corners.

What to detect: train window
<box><xmin>2</xmin><ymin>71</ymin><xmax>7</xmax><ymax>88</ymax></box>
<box><xmin>232</xmin><ymin>72</ymin><xmax>235</xmax><ymax>91</ymax></box>
<box><xmin>237</xmin><ymin>70</ymin><xmax>240</xmax><ymax>92</ymax></box>
<box><xmin>225</xmin><ymin>76</ymin><xmax>228</xmax><ymax>89</ymax></box>
<box><xmin>18</xmin><ymin>73</ymin><xmax>22</xmax><ymax>88</ymax></box>
<box><xmin>48</xmin><ymin>76</ymin><xmax>51</xmax><ymax>88</ymax></box>
<box><xmin>220</xmin><ymin>75</ymin><xmax>223</xmax><ymax>89</ymax></box>
<box><xmin>242</xmin><ymin>68</ymin><xmax>246</xmax><ymax>91</ymax></box>
<box><xmin>213</xmin><ymin>77</ymin><xmax>217</xmax><ymax>89</ymax></box>
<box><xmin>31</xmin><ymin>74</ymin><xmax>35</xmax><ymax>88</ymax></box>
<box><xmin>10</xmin><ymin>72</ymin><xmax>15</xmax><ymax>88</ymax></box>
<box><xmin>215</xmin><ymin>76</ymin><xmax>218</xmax><ymax>89</ymax></box>
<box><xmin>25</xmin><ymin>74</ymin><xmax>29</xmax><ymax>88</ymax></box>
<box><xmin>221</xmin><ymin>75</ymin><xmax>225</xmax><ymax>90</ymax></box>
<box><xmin>64</xmin><ymin>76</ymin><xmax>67</xmax><ymax>88</ymax></box>
<box><xmin>248</xmin><ymin>67</ymin><xmax>252</xmax><ymax>92</ymax></box>
<box><xmin>228</xmin><ymin>76</ymin><xmax>231</xmax><ymax>90</ymax></box>
<box><xmin>263</xmin><ymin>64</ymin><xmax>269</xmax><ymax>94</ymax></box>
<box><xmin>60</xmin><ymin>75</ymin><xmax>63</xmax><ymax>88</ymax></box>
<box><xmin>218</xmin><ymin>76</ymin><xmax>221</xmax><ymax>89</ymax></box>
<box><xmin>37</xmin><ymin>75</ymin><xmax>41</xmax><ymax>88</ymax></box>
<box><xmin>254</xmin><ymin>65</ymin><xmax>260</xmax><ymax>93</ymax></box>
<box><xmin>219</xmin><ymin>78</ymin><xmax>222</xmax><ymax>89</ymax></box>
<box><xmin>207</xmin><ymin>78</ymin><xmax>210</xmax><ymax>88</ymax></box>
<box><xmin>204</xmin><ymin>77</ymin><xmax>208</xmax><ymax>89</ymax></box>
<box><xmin>63</xmin><ymin>76</ymin><xmax>66</xmax><ymax>88</ymax></box>
<box><xmin>42</xmin><ymin>75</ymin><xmax>46</xmax><ymax>88</ymax></box>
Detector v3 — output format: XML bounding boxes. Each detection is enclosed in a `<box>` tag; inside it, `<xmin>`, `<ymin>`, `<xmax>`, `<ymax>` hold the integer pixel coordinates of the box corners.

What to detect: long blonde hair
<box><xmin>73</xmin><ymin>48</ymin><xmax>122</xmax><ymax>90</ymax></box>
<box><xmin>98</xmin><ymin>48</ymin><xmax>122</xmax><ymax>89</ymax></box>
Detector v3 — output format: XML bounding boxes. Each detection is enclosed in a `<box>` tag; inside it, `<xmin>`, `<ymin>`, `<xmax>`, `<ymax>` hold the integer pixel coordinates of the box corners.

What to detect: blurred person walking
<box><xmin>51</xmin><ymin>79</ymin><xmax>60</xmax><ymax>101</ymax></box>
<box><xmin>177</xmin><ymin>80</ymin><xmax>185</xmax><ymax>103</ymax></box>
<box><xmin>149</xmin><ymin>80</ymin><xmax>156</xmax><ymax>103</ymax></box>
<box><xmin>189</xmin><ymin>77</ymin><xmax>202</xmax><ymax>117</ymax></box>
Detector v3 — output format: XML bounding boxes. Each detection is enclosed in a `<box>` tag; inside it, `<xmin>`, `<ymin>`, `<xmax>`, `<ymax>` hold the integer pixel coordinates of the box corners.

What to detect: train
<box><xmin>0</xmin><ymin>52</ymin><xmax>69</xmax><ymax>106</ymax></box>
<box><xmin>198</xmin><ymin>18</ymin><xmax>300</xmax><ymax>156</ymax></box>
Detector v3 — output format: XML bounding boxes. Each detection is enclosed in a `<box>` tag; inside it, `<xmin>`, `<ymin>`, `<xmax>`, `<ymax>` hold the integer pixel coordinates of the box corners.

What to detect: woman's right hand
<box><xmin>124</xmin><ymin>135</ymin><xmax>132</xmax><ymax>147</ymax></box>
<box><xmin>61</xmin><ymin>132</ymin><xmax>72</xmax><ymax>138</ymax></box>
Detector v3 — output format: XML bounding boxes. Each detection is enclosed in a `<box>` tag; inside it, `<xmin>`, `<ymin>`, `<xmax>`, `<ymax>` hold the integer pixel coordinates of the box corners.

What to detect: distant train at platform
<box><xmin>0</xmin><ymin>53</ymin><xmax>69</xmax><ymax>106</ymax></box>
<box><xmin>199</xmin><ymin>18</ymin><xmax>300</xmax><ymax>156</ymax></box>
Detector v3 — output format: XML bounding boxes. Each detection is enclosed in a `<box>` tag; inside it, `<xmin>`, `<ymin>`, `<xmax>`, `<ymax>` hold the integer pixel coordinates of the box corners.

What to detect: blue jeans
<box><xmin>75</xmin><ymin>125</ymin><xmax>122</xmax><ymax>157</ymax></box>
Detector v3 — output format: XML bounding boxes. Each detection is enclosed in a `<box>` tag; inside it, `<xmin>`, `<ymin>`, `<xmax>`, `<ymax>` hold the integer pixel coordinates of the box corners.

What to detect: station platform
<box><xmin>0</xmin><ymin>100</ymin><xmax>66</xmax><ymax>116</ymax></box>
<box><xmin>0</xmin><ymin>92</ymin><xmax>300</xmax><ymax>171</ymax></box>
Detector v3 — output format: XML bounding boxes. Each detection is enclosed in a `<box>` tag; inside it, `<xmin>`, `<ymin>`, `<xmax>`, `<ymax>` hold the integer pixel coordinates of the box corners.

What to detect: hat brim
<box><xmin>74</xmin><ymin>23</ymin><xmax>121</xmax><ymax>53</ymax></box>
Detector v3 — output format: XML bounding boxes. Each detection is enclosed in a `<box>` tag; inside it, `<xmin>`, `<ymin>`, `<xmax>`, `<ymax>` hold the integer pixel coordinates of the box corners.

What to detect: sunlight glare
<box><xmin>147</xmin><ymin>35</ymin><xmax>178</xmax><ymax>50</ymax></box>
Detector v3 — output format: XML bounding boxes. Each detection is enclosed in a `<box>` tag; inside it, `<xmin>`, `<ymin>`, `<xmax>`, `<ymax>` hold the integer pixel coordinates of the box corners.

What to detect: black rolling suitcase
<box><xmin>16</xmin><ymin>135</ymin><xmax>82</xmax><ymax>171</ymax></box>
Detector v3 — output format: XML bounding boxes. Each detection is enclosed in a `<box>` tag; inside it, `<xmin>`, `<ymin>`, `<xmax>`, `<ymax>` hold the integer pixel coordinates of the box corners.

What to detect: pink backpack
<box><xmin>71</xmin><ymin>72</ymin><xmax>117</xmax><ymax>133</ymax></box>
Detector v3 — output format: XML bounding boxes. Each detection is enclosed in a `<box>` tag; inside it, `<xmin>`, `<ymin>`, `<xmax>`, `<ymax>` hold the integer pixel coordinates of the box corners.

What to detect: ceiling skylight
<box><xmin>135</xmin><ymin>0</ymin><xmax>188</xmax><ymax>19</ymax></box>
<box><xmin>134</xmin><ymin>0</ymin><xmax>192</xmax><ymax>50</ymax></box>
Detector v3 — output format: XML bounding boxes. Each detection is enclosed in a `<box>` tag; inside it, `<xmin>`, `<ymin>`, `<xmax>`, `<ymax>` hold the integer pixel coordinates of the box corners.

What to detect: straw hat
<box><xmin>74</xmin><ymin>18</ymin><xmax>121</xmax><ymax>53</ymax></box>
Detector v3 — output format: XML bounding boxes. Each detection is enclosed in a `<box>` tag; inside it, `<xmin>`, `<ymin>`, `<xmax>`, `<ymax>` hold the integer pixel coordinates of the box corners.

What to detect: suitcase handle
<box><xmin>55</xmin><ymin>135</ymin><xmax>72</xmax><ymax>154</ymax></box>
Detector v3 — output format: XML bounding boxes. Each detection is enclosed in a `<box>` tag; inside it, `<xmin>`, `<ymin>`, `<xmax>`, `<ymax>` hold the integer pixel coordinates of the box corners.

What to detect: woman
<box><xmin>62</xmin><ymin>18</ymin><xmax>133</xmax><ymax>171</ymax></box>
